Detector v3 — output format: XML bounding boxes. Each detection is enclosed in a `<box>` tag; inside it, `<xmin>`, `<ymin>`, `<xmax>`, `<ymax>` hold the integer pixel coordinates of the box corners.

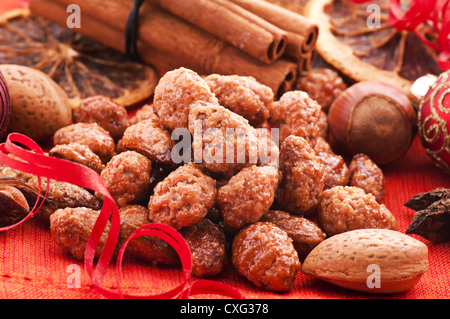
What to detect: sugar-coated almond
<box><xmin>302</xmin><ymin>229</ymin><xmax>429</xmax><ymax>294</ymax></box>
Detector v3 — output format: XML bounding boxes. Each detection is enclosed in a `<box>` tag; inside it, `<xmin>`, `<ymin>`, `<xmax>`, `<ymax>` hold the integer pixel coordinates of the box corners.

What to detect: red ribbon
<box><xmin>115</xmin><ymin>223</ymin><xmax>193</xmax><ymax>299</ymax></box>
<box><xmin>0</xmin><ymin>133</ymin><xmax>243</xmax><ymax>299</ymax></box>
<box><xmin>0</xmin><ymin>134</ymin><xmax>49</xmax><ymax>231</ymax></box>
<box><xmin>351</xmin><ymin>0</ymin><xmax>450</xmax><ymax>70</ymax></box>
<box><xmin>389</xmin><ymin>0</ymin><xmax>436</xmax><ymax>31</ymax></box>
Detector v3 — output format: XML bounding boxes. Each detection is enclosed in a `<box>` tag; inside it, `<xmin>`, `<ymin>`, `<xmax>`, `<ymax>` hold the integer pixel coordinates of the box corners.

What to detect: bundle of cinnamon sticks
<box><xmin>29</xmin><ymin>0</ymin><xmax>318</xmax><ymax>97</ymax></box>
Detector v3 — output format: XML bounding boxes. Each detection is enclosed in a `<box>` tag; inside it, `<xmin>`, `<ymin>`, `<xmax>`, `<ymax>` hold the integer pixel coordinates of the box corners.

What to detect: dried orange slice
<box><xmin>0</xmin><ymin>9</ymin><xmax>158</xmax><ymax>108</ymax></box>
<box><xmin>304</xmin><ymin>0</ymin><xmax>442</xmax><ymax>101</ymax></box>
<box><xmin>271</xmin><ymin>0</ymin><xmax>442</xmax><ymax>102</ymax></box>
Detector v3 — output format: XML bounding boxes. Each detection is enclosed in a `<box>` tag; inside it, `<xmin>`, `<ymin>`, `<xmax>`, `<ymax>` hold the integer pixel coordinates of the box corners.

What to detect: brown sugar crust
<box><xmin>73</xmin><ymin>95</ymin><xmax>129</xmax><ymax>141</ymax></box>
<box><xmin>121</xmin><ymin>119</ymin><xmax>174</xmax><ymax>165</ymax></box>
<box><xmin>148</xmin><ymin>163</ymin><xmax>217</xmax><ymax>230</ymax></box>
<box><xmin>314</xmin><ymin>135</ymin><xmax>349</xmax><ymax>191</ymax></box>
<box><xmin>316</xmin><ymin>151</ymin><xmax>350</xmax><ymax>190</ymax></box>
<box><xmin>153</xmin><ymin>67</ymin><xmax>218</xmax><ymax>130</ymax></box>
<box><xmin>188</xmin><ymin>101</ymin><xmax>261</xmax><ymax>177</ymax></box>
<box><xmin>260</xmin><ymin>210</ymin><xmax>326</xmax><ymax>258</ymax></box>
<box><xmin>270</xmin><ymin>90</ymin><xmax>322</xmax><ymax>144</ymax></box>
<box><xmin>349</xmin><ymin>153</ymin><xmax>386</xmax><ymax>203</ymax></box>
<box><xmin>205</xmin><ymin>74</ymin><xmax>274</xmax><ymax>127</ymax></box>
<box><xmin>128</xmin><ymin>103</ymin><xmax>160</xmax><ymax>126</ymax></box>
<box><xmin>50</xmin><ymin>207</ymin><xmax>109</xmax><ymax>260</ymax></box>
<box><xmin>317</xmin><ymin>110</ymin><xmax>329</xmax><ymax>140</ymax></box>
<box><xmin>119</xmin><ymin>205</ymin><xmax>179</xmax><ymax>265</ymax></box>
<box><xmin>277</xmin><ymin>135</ymin><xmax>325</xmax><ymax>215</ymax></box>
<box><xmin>100</xmin><ymin>151</ymin><xmax>152</xmax><ymax>207</ymax></box>
<box><xmin>27</xmin><ymin>176</ymin><xmax>102</xmax><ymax>224</ymax></box>
<box><xmin>317</xmin><ymin>186</ymin><xmax>397</xmax><ymax>236</ymax></box>
<box><xmin>217</xmin><ymin>165</ymin><xmax>279</xmax><ymax>229</ymax></box>
<box><xmin>313</xmin><ymin>136</ymin><xmax>333</xmax><ymax>154</ymax></box>
<box><xmin>232</xmin><ymin>222</ymin><xmax>300</xmax><ymax>292</ymax></box>
<box><xmin>48</xmin><ymin>143</ymin><xmax>104</xmax><ymax>174</ymax></box>
<box><xmin>180</xmin><ymin>219</ymin><xmax>227</xmax><ymax>277</ymax></box>
<box><xmin>53</xmin><ymin>122</ymin><xmax>116</xmax><ymax>164</ymax></box>
<box><xmin>295</xmin><ymin>68</ymin><xmax>347</xmax><ymax>112</ymax></box>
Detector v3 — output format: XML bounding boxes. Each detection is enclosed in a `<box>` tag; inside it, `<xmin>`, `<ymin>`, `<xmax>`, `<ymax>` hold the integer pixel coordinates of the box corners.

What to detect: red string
<box><xmin>0</xmin><ymin>133</ymin><xmax>243</xmax><ymax>299</ymax></box>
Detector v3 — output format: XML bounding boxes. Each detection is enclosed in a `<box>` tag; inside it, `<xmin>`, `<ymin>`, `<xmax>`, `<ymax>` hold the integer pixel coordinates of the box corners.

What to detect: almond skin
<box><xmin>302</xmin><ymin>229</ymin><xmax>429</xmax><ymax>294</ymax></box>
<box><xmin>0</xmin><ymin>64</ymin><xmax>72</xmax><ymax>141</ymax></box>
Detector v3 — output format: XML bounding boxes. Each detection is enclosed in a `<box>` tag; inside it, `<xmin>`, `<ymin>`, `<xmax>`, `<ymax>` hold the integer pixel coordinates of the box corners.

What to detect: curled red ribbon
<box><xmin>0</xmin><ymin>133</ymin><xmax>243</xmax><ymax>299</ymax></box>
<box><xmin>388</xmin><ymin>0</ymin><xmax>436</xmax><ymax>31</ymax></box>
<box><xmin>115</xmin><ymin>223</ymin><xmax>193</xmax><ymax>299</ymax></box>
<box><xmin>0</xmin><ymin>133</ymin><xmax>49</xmax><ymax>231</ymax></box>
<box><xmin>351</xmin><ymin>0</ymin><xmax>450</xmax><ymax>70</ymax></box>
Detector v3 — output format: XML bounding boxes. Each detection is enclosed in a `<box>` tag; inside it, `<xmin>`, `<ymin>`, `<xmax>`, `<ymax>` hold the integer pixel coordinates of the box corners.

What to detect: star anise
<box><xmin>405</xmin><ymin>188</ymin><xmax>450</xmax><ymax>243</ymax></box>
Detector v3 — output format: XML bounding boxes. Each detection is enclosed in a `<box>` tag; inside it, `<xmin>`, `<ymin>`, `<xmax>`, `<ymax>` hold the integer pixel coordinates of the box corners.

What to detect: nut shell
<box><xmin>302</xmin><ymin>229</ymin><xmax>429</xmax><ymax>294</ymax></box>
<box><xmin>0</xmin><ymin>64</ymin><xmax>72</xmax><ymax>141</ymax></box>
<box><xmin>0</xmin><ymin>184</ymin><xmax>29</xmax><ymax>226</ymax></box>
<box><xmin>328</xmin><ymin>81</ymin><xmax>417</xmax><ymax>165</ymax></box>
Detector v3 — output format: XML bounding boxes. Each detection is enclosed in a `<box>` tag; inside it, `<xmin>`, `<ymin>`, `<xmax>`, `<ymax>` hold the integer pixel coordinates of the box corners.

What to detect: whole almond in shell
<box><xmin>0</xmin><ymin>64</ymin><xmax>72</xmax><ymax>141</ymax></box>
<box><xmin>302</xmin><ymin>229</ymin><xmax>429</xmax><ymax>294</ymax></box>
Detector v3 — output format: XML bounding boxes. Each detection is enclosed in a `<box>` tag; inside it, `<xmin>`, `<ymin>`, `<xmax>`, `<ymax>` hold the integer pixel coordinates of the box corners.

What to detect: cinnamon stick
<box><xmin>28</xmin><ymin>0</ymin><xmax>180</xmax><ymax>72</ymax></box>
<box><xmin>30</xmin><ymin>0</ymin><xmax>298</xmax><ymax>96</ymax></box>
<box><xmin>150</xmin><ymin>0</ymin><xmax>287</xmax><ymax>64</ymax></box>
<box><xmin>230</xmin><ymin>0</ymin><xmax>319</xmax><ymax>60</ymax></box>
<box><xmin>212</xmin><ymin>0</ymin><xmax>288</xmax><ymax>62</ymax></box>
<box><xmin>306</xmin><ymin>49</ymin><xmax>318</xmax><ymax>71</ymax></box>
<box><xmin>299</xmin><ymin>49</ymin><xmax>317</xmax><ymax>74</ymax></box>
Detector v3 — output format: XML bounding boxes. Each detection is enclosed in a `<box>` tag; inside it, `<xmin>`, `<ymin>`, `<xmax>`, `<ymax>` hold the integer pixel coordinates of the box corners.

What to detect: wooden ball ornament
<box><xmin>414</xmin><ymin>71</ymin><xmax>450</xmax><ymax>174</ymax></box>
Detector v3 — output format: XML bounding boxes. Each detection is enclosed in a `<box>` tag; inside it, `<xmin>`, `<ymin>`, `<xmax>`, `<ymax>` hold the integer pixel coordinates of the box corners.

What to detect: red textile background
<box><xmin>1</xmin><ymin>136</ymin><xmax>449</xmax><ymax>299</ymax></box>
<box><xmin>0</xmin><ymin>1</ymin><xmax>449</xmax><ymax>299</ymax></box>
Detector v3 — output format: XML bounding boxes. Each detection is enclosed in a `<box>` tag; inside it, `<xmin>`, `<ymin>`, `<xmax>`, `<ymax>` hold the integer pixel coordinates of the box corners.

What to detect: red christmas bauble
<box><xmin>418</xmin><ymin>70</ymin><xmax>450</xmax><ymax>174</ymax></box>
<box><xmin>0</xmin><ymin>72</ymin><xmax>11</xmax><ymax>140</ymax></box>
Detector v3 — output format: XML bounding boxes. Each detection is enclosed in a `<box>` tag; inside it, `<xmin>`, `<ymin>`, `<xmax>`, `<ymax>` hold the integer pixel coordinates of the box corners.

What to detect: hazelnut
<box><xmin>328</xmin><ymin>81</ymin><xmax>417</xmax><ymax>165</ymax></box>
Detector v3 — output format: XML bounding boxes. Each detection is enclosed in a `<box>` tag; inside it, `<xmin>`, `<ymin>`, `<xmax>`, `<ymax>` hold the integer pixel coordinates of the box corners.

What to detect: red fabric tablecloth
<box><xmin>0</xmin><ymin>136</ymin><xmax>449</xmax><ymax>300</ymax></box>
<box><xmin>0</xmin><ymin>1</ymin><xmax>449</xmax><ymax>300</ymax></box>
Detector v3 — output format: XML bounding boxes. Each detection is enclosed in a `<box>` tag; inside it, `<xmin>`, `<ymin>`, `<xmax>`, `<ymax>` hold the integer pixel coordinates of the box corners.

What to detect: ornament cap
<box><xmin>410</xmin><ymin>74</ymin><xmax>438</xmax><ymax>101</ymax></box>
